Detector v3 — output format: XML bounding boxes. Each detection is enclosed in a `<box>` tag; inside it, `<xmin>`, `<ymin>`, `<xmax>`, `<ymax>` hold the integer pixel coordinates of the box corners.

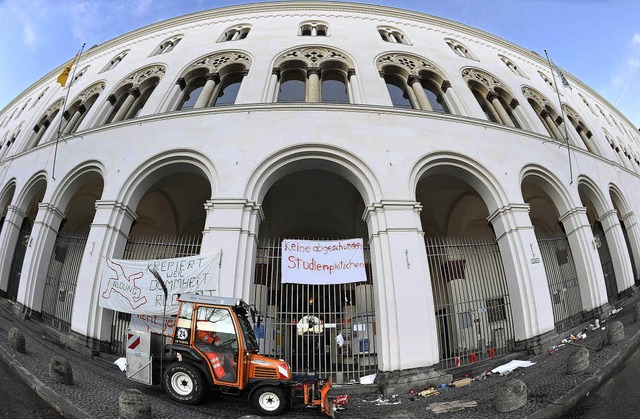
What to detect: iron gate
<box><xmin>536</xmin><ymin>234</ymin><xmax>584</xmax><ymax>333</ymax></box>
<box><xmin>426</xmin><ymin>236</ymin><xmax>515</xmax><ymax>369</ymax></box>
<box><xmin>109</xmin><ymin>235</ymin><xmax>202</xmax><ymax>354</ymax></box>
<box><xmin>41</xmin><ymin>232</ymin><xmax>88</xmax><ymax>332</ymax></box>
<box><xmin>253</xmin><ymin>238</ymin><xmax>377</xmax><ymax>384</ymax></box>
<box><xmin>6</xmin><ymin>219</ymin><xmax>31</xmax><ymax>301</ymax></box>
<box><xmin>594</xmin><ymin>232</ymin><xmax>618</xmax><ymax>302</ymax></box>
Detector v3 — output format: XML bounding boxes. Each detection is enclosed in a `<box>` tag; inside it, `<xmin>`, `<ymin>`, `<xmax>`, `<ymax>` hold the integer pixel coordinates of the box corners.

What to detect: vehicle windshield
<box><xmin>235</xmin><ymin>308</ymin><xmax>259</xmax><ymax>352</ymax></box>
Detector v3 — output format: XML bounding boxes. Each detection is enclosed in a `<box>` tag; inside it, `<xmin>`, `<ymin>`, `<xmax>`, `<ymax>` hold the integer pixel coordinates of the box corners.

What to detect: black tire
<box><xmin>163</xmin><ymin>362</ymin><xmax>206</xmax><ymax>404</ymax></box>
<box><xmin>252</xmin><ymin>385</ymin><xmax>288</xmax><ymax>416</ymax></box>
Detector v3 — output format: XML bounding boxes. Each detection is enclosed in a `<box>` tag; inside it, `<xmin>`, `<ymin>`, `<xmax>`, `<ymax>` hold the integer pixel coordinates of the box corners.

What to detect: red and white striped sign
<box><xmin>127</xmin><ymin>333</ymin><xmax>141</xmax><ymax>350</ymax></box>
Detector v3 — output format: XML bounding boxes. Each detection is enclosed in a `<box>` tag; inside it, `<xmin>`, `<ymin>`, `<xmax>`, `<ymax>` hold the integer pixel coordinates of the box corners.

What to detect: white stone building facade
<box><xmin>0</xmin><ymin>2</ymin><xmax>639</xmax><ymax>380</ymax></box>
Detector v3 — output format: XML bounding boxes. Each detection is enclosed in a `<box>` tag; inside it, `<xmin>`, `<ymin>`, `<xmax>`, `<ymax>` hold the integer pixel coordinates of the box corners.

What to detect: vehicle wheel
<box><xmin>163</xmin><ymin>362</ymin><xmax>205</xmax><ymax>404</ymax></box>
<box><xmin>252</xmin><ymin>385</ymin><xmax>288</xmax><ymax>416</ymax></box>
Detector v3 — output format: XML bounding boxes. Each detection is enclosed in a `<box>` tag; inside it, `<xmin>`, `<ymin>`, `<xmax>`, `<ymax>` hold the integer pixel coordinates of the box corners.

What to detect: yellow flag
<box><xmin>56</xmin><ymin>57</ymin><xmax>76</xmax><ymax>87</ymax></box>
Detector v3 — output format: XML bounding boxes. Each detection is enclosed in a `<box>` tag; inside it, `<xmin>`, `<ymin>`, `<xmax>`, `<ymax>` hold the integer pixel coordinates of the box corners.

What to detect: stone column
<box><xmin>266</xmin><ymin>68</ymin><xmax>280</xmax><ymax>102</ymax></box>
<box><xmin>487</xmin><ymin>204</ymin><xmax>554</xmax><ymax>342</ymax></box>
<box><xmin>559</xmin><ymin>208</ymin><xmax>609</xmax><ymax>311</ymax></box>
<box><xmin>408</xmin><ymin>75</ymin><xmax>432</xmax><ymax>111</ymax></box>
<box><xmin>363</xmin><ymin>200</ymin><xmax>438</xmax><ymax>371</ymax></box>
<box><xmin>306</xmin><ymin>68</ymin><xmax>321</xmax><ymax>103</ymax></box>
<box><xmin>62</xmin><ymin>104</ymin><xmax>86</xmax><ymax>135</ymax></box>
<box><xmin>487</xmin><ymin>91</ymin><xmax>515</xmax><ymax>127</ymax></box>
<box><xmin>200</xmin><ymin>198</ymin><xmax>262</xmax><ymax>301</ymax></box>
<box><xmin>620</xmin><ymin>211</ymin><xmax>640</xmax><ymax>283</ymax></box>
<box><xmin>31</xmin><ymin>120</ymin><xmax>51</xmax><ymax>147</ymax></box>
<box><xmin>111</xmin><ymin>88</ymin><xmax>140</xmax><ymax>123</ymax></box>
<box><xmin>70</xmin><ymin>201</ymin><xmax>137</xmax><ymax>342</ymax></box>
<box><xmin>599</xmin><ymin>210</ymin><xmax>635</xmax><ymax>292</ymax></box>
<box><xmin>19</xmin><ymin>203</ymin><xmax>65</xmax><ymax>312</ymax></box>
<box><xmin>194</xmin><ymin>73</ymin><xmax>220</xmax><ymax>109</ymax></box>
<box><xmin>540</xmin><ymin>110</ymin><xmax>563</xmax><ymax>140</ymax></box>
<box><xmin>0</xmin><ymin>205</ymin><xmax>26</xmax><ymax>292</ymax></box>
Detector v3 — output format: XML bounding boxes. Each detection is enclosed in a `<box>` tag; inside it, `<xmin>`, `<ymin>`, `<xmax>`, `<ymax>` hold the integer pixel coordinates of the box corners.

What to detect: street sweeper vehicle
<box><xmin>125</xmin><ymin>293</ymin><xmax>334</xmax><ymax>417</ymax></box>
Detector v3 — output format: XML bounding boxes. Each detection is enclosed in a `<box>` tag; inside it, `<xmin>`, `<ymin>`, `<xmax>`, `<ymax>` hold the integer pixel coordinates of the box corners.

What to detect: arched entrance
<box><xmin>416</xmin><ymin>172</ymin><xmax>515</xmax><ymax>369</ymax></box>
<box><xmin>253</xmin><ymin>169</ymin><xmax>376</xmax><ymax>383</ymax></box>
<box><xmin>41</xmin><ymin>174</ymin><xmax>104</xmax><ymax>332</ymax></box>
<box><xmin>522</xmin><ymin>176</ymin><xmax>583</xmax><ymax>333</ymax></box>
<box><xmin>7</xmin><ymin>182</ymin><xmax>45</xmax><ymax>301</ymax></box>
<box><xmin>109</xmin><ymin>166</ymin><xmax>211</xmax><ymax>353</ymax></box>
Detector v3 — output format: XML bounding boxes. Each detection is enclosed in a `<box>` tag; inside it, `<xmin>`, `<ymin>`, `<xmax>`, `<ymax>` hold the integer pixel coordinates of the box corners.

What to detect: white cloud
<box><xmin>132</xmin><ymin>0</ymin><xmax>153</xmax><ymax>17</ymax></box>
<box><xmin>633</xmin><ymin>33</ymin><xmax>640</xmax><ymax>45</ymax></box>
<box><xmin>22</xmin><ymin>23</ymin><xmax>36</xmax><ymax>46</ymax></box>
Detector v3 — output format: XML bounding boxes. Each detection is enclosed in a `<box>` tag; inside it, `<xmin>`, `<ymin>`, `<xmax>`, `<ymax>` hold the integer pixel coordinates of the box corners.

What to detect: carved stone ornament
<box><xmin>76</xmin><ymin>82</ymin><xmax>106</xmax><ymax>102</ymax></box>
<box><xmin>275</xmin><ymin>46</ymin><xmax>352</xmax><ymax>67</ymax></box>
<box><xmin>124</xmin><ymin>65</ymin><xmax>166</xmax><ymax>87</ymax></box>
<box><xmin>521</xmin><ymin>86</ymin><xmax>549</xmax><ymax>106</ymax></box>
<box><xmin>461</xmin><ymin>68</ymin><xmax>505</xmax><ymax>90</ymax></box>
<box><xmin>188</xmin><ymin>51</ymin><xmax>251</xmax><ymax>72</ymax></box>
<box><xmin>376</xmin><ymin>53</ymin><xmax>438</xmax><ymax>75</ymax></box>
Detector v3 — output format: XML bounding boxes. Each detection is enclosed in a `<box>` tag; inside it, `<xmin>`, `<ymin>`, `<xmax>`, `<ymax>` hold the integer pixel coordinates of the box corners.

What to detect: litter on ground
<box><xmin>490</xmin><ymin>359</ymin><xmax>536</xmax><ymax>375</ymax></box>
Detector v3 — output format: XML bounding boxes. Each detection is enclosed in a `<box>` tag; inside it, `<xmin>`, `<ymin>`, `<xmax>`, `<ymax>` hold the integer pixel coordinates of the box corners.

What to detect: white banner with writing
<box><xmin>130</xmin><ymin>314</ymin><xmax>176</xmax><ymax>336</ymax></box>
<box><xmin>99</xmin><ymin>253</ymin><xmax>220</xmax><ymax>315</ymax></box>
<box><xmin>281</xmin><ymin>239</ymin><xmax>367</xmax><ymax>285</ymax></box>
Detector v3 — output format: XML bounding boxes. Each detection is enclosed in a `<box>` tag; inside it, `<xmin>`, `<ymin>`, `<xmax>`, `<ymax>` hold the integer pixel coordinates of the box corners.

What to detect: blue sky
<box><xmin>1</xmin><ymin>0</ymin><xmax>639</xmax><ymax>127</ymax></box>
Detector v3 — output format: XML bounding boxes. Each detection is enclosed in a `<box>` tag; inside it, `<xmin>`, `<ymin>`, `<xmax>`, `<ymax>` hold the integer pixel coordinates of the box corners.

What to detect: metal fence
<box><xmin>536</xmin><ymin>234</ymin><xmax>584</xmax><ymax>333</ymax></box>
<box><xmin>425</xmin><ymin>236</ymin><xmax>515</xmax><ymax>369</ymax></box>
<box><xmin>253</xmin><ymin>237</ymin><xmax>377</xmax><ymax>383</ymax></box>
<box><xmin>41</xmin><ymin>232</ymin><xmax>88</xmax><ymax>332</ymax></box>
<box><xmin>109</xmin><ymin>235</ymin><xmax>202</xmax><ymax>354</ymax></box>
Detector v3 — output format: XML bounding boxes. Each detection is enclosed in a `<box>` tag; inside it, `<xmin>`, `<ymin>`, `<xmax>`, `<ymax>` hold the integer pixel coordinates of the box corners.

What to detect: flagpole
<box><xmin>544</xmin><ymin>50</ymin><xmax>573</xmax><ymax>185</ymax></box>
<box><xmin>52</xmin><ymin>42</ymin><xmax>86</xmax><ymax>181</ymax></box>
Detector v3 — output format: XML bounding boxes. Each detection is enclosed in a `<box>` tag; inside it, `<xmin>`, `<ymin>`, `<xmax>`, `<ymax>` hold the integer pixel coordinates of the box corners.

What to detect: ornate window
<box><xmin>25</xmin><ymin>99</ymin><xmax>64</xmax><ymax>150</ymax></box>
<box><xmin>101</xmin><ymin>50</ymin><xmax>128</xmax><ymax>73</ymax></box>
<box><xmin>522</xmin><ymin>86</ymin><xmax>564</xmax><ymax>140</ymax></box>
<box><xmin>273</xmin><ymin>47</ymin><xmax>354</xmax><ymax>104</ymax></box>
<box><xmin>300</xmin><ymin>21</ymin><xmax>328</xmax><ymax>36</ymax></box>
<box><xmin>578</xmin><ymin>93</ymin><xmax>597</xmax><ymax>115</ymax></box>
<box><xmin>61</xmin><ymin>82</ymin><xmax>105</xmax><ymax>134</ymax></box>
<box><xmin>446</xmin><ymin>39</ymin><xmax>477</xmax><ymax>60</ymax></box>
<box><xmin>377</xmin><ymin>53</ymin><xmax>452</xmax><ymax>113</ymax></box>
<box><xmin>101</xmin><ymin>65</ymin><xmax>165</xmax><ymax>124</ymax></box>
<box><xmin>378</xmin><ymin>26</ymin><xmax>409</xmax><ymax>44</ymax></box>
<box><xmin>538</xmin><ymin>71</ymin><xmax>555</xmax><ymax>91</ymax></box>
<box><xmin>175</xmin><ymin>51</ymin><xmax>250</xmax><ymax>110</ymax></box>
<box><xmin>0</xmin><ymin>125</ymin><xmax>21</xmax><ymax>161</ymax></box>
<box><xmin>15</xmin><ymin>99</ymin><xmax>31</xmax><ymax>119</ymax></box>
<box><xmin>69</xmin><ymin>65</ymin><xmax>89</xmax><ymax>87</ymax></box>
<box><xmin>151</xmin><ymin>35</ymin><xmax>182</xmax><ymax>56</ymax></box>
<box><xmin>31</xmin><ymin>87</ymin><xmax>49</xmax><ymax>109</ymax></box>
<box><xmin>463</xmin><ymin>68</ymin><xmax>521</xmax><ymax>128</ymax></box>
<box><xmin>563</xmin><ymin>105</ymin><xmax>599</xmax><ymax>154</ymax></box>
<box><xmin>219</xmin><ymin>24</ymin><xmax>251</xmax><ymax>42</ymax></box>
<box><xmin>499</xmin><ymin>55</ymin><xmax>526</xmax><ymax>77</ymax></box>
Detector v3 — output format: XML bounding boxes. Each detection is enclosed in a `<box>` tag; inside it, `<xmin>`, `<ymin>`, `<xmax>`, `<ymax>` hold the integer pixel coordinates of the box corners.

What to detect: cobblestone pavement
<box><xmin>2</xmin><ymin>293</ymin><xmax>640</xmax><ymax>419</ymax></box>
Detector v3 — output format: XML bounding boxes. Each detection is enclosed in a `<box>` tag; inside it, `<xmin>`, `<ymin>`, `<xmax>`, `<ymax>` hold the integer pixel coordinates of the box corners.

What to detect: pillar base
<box><xmin>376</xmin><ymin>367</ymin><xmax>452</xmax><ymax>396</ymax></box>
<box><xmin>513</xmin><ymin>329</ymin><xmax>556</xmax><ymax>355</ymax></box>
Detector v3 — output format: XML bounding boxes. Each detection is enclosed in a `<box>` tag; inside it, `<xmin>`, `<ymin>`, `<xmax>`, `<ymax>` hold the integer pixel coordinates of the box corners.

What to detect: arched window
<box><xmin>174</xmin><ymin>52</ymin><xmax>250</xmax><ymax>110</ymax></box>
<box><xmin>563</xmin><ymin>105</ymin><xmax>599</xmax><ymax>155</ymax></box>
<box><xmin>499</xmin><ymin>55</ymin><xmax>526</xmax><ymax>77</ymax></box>
<box><xmin>100</xmin><ymin>65</ymin><xmax>166</xmax><ymax>124</ymax></box>
<box><xmin>446</xmin><ymin>39</ymin><xmax>477</xmax><ymax>60</ymax></box>
<box><xmin>300</xmin><ymin>21</ymin><xmax>328</xmax><ymax>36</ymax></box>
<box><xmin>61</xmin><ymin>82</ymin><xmax>105</xmax><ymax>134</ymax></box>
<box><xmin>26</xmin><ymin>99</ymin><xmax>64</xmax><ymax>149</ymax></box>
<box><xmin>101</xmin><ymin>50</ymin><xmax>128</xmax><ymax>73</ymax></box>
<box><xmin>151</xmin><ymin>36</ymin><xmax>182</xmax><ymax>56</ymax></box>
<box><xmin>522</xmin><ymin>86</ymin><xmax>564</xmax><ymax>140</ymax></box>
<box><xmin>219</xmin><ymin>25</ymin><xmax>251</xmax><ymax>42</ymax></box>
<box><xmin>378</xmin><ymin>26</ymin><xmax>409</xmax><ymax>44</ymax></box>
<box><xmin>463</xmin><ymin>68</ymin><xmax>521</xmax><ymax>127</ymax></box>
<box><xmin>273</xmin><ymin>47</ymin><xmax>354</xmax><ymax>104</ymax></box>
<box><xmin>31</xmin><ymin>87</ymin><xmax>49</xmax><ymax>109</ymax></box>
<box><xmin>538</xmin><ymin>71</ymin><xmax>555</xmax><ymax>91</ymax></box>
<box><xmin>377</xmin><ymin>53</ymin><xmax>453</xmax><ymax>113</ymax></box>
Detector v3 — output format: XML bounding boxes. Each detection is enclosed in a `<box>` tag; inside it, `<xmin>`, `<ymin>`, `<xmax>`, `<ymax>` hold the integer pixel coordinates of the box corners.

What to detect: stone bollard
<box><xmin>607</xmin><ymin>320</ymin><xmax>625</xmax><ymax>345</ymax></box>
<box><xmin>634</xmin><ymin>303</ymin><xmax>640</xmax><ymax>323</ymax></box>
<box><xmin>119</xmin><ymin>389</ymin><xmax>151</xmax><ymax>419</ymax></box>
<box><xmin>8</xmin><ymin>327</ymin><xmax>26</xmax><ymax>353</ymax></box>
<box><xmin>566</xmin><ymin>346</ymin><xmax>589</xmax><ymax>374</ymax></box>
<box><xmin>49</xmin><ymin>356</ymin><xmax>74</xmax><ymax>385</ymax></box>
<box><xmin>495</xmin><ymin>378</ymin><xmax>527</xmax><ymax>413</ymax></box>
